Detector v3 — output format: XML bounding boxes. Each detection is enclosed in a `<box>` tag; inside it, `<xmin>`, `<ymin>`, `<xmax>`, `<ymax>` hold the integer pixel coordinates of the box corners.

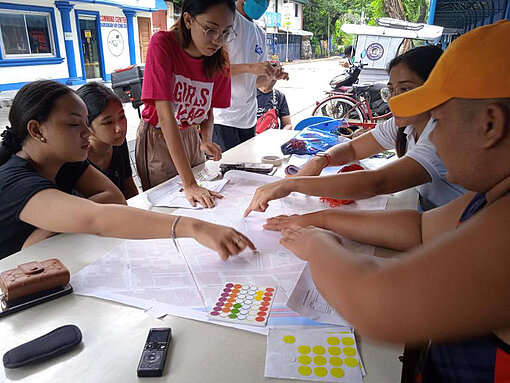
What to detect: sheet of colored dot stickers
<box><xmin>208</xmin><ymin>283</ymin><xmax>276</xmax><ymax>326</ymax></box>
<box><xmin>265</xmin><ymin>327</ymin><xmax>364</xmax><ymax>383</ymax></box>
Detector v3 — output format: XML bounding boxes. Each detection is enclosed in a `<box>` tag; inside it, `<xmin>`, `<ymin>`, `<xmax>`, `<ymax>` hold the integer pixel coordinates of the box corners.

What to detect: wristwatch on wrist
<box><xmin>315</xmin><ymin>151</ymin><xmax>332</xmax><ymax>167</ymax></box>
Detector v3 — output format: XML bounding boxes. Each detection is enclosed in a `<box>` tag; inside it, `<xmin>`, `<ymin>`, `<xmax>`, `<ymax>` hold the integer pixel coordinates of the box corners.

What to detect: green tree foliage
<box><xmin>304</xmin><ymin>0</ymin><xmax>428</xmax><ymax>54</ymax></box>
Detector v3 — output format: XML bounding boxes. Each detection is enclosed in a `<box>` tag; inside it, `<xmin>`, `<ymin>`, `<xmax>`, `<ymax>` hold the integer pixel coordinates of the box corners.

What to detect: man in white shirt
<box><xmin>213</xmin><ymin>0</ymin><xmax>289</xmax><ymax>151</ymax></box>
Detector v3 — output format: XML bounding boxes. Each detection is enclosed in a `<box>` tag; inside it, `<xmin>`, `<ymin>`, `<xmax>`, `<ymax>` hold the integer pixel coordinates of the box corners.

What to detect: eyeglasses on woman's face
<box><xmin>193</xmin><ymin>17</ymin><xmax>237</xmax><ymax>44</ymax></box>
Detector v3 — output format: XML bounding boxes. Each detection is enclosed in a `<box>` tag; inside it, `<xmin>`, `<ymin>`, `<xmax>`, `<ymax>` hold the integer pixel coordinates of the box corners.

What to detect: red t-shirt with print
<box><xmin>141</xmin><ymin>31</ymin><xmax>231</xmax><ymax>129</ymax></box>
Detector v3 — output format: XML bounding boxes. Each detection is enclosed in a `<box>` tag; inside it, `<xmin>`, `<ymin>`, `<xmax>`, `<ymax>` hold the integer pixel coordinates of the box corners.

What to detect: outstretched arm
<box><xmin>280</xmin><ymin>194</ymin><xmax>508</xmax><ymax>344</ymax></box>
<box><xmin>245</xmin><ymin>155</ymin><xmax>431</xmax><ymax>216</ymax></box>
<box><xmin>296</xmin><ymin>131</ymin><xmax>385</xmax><ymax>176</ymax></box>
<box><xmin>19</xmin><ymin>189</ymin><xmax>255</xmax><ymax>260</ymax></box>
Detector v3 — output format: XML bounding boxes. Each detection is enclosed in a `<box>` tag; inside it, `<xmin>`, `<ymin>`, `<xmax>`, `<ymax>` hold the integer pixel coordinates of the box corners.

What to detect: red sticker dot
<box><xmin>266</xmin><ymin>288</ymin><xmax>275</xmax><ymax>292</ymax></box>
<box><xmin>257</xmin><ymin>311</ymin><xmax>267</xmax><ymax>316</ymax></box>
<box><xmin>264</xmin><ymin>292</ymin><xmax>273</xmax><ymax>297</ymax></box>
<box><xmin>255</xmin><ymin>316</ymin><xmax>266</xmax><ymax>322</ymax></box>
<box><xmin>261</xmin><ymin>301</ymin><xmax>270</xmax><ymax>306</ymax></box>
<box><xmin>263</xmin><ymin>297</ymin><xmax>271</xmax><ymax>302</ymax></box>
<box><xmin>259</xmin><ymin>306</ymin><xmax>268</xmax><ymax>311</ymax></box>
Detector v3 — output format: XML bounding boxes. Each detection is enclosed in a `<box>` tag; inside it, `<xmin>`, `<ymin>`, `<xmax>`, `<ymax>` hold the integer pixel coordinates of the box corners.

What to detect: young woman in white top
<box><xmin>245</xmin><ymin>45</ymin><xmax>466</xmax><ymax>218</ymax></box>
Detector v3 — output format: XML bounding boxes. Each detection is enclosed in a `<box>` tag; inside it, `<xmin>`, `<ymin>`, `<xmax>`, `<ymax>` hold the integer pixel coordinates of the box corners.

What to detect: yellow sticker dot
<box><xmin>343</xmin><ymin>347</ymin><xmax>356</xmax><ymax>356</ymax></box>
<box><xmin>328</xmin><ymin>346</ymin><xmax>341</xmax><ymax>356</ymax></box>
<box><xmin>329</xmin><ymin>357</ymin><xmax>343</xmax><ymax>366</ymax></box>
<box><xmin>298</xmin><ymin>345</ymin><xmax>311</xmax><ymax>354</ymax></box>
<box><xmin>313</xmin><ymin>356</ymin><xmax>327</xmax><ymax>366</ymax></box>
<box><xmin>345</xmin><ymin>357</ymin><xmax>359</xmax><ymax>367</ymax></box>
<box><xmin>283</xmin><ymin>335</ymin><xmax>295</xmax><ymax>344</ymax></box>
<box><xmin>330</xmin><ymin>367</ymin><xmax>345</xmax><ymax>378</ymax></box>
<box><xmin>327</xmin><ymin>337</ymin><xmax>340</xmax><ymax>345</ymax></box>
<box><xmin>298</xmin><ymin>366</ymin><xmax>312</xmax><ymax>376</ymax></box>
<box><xmin>341</xmin><ymin>337</ymin><xmax>354</xmax><ymax>346</ymax></box>
<box><xmin>298</xmin><ymin>355</ymin><xmax>311</xmax><ymax>365</ymax></box>
<box><xmin>312</xmin><ymin>345</ymin><xmax>326</xmax><ymax>355</ymax></box>
<box><xmin>254</xmin><ymin>296</ymin><xmax>262</xmax><ymax>301</ymax></box>
<box><xmin>314</xmin><ymin>367</ymin><xmax>328</xmax><ymax>377</ymax></box>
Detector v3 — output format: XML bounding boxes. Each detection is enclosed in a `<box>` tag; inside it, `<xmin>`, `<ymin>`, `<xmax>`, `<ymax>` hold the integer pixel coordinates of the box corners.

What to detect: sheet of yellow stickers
<box><xmin>265</xmin><ymin>327</ymin><xmax>363</xmax><ymax>382</ymax></box>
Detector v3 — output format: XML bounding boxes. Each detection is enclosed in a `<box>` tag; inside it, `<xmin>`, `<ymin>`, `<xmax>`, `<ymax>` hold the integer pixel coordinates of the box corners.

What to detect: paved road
<box><xmin>0</xmin><ymin>57</ymin><xmax>343</xmax><ymax>142</ymax></box>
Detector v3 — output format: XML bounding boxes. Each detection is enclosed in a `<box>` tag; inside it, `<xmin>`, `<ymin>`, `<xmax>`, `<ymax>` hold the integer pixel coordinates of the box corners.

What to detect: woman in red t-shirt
<box><xmin>137</xmin><ymin>0</ymin><xmax>235</xmax><ymax>208</ymax></box>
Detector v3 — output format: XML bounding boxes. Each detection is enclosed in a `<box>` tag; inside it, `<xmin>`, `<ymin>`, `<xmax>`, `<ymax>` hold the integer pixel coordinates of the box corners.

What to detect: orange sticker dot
<box><xmin>234</xmin><ymin>284</ymin><xmax>242</xmax><ymax>289</ymax></box>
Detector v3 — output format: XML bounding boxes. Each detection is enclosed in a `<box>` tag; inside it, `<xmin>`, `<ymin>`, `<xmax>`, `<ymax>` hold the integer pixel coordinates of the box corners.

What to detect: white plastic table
<box><xmin>0</xmin><ymin>130</ymin><xmax>416</xmax><ymax>383</ymax></box>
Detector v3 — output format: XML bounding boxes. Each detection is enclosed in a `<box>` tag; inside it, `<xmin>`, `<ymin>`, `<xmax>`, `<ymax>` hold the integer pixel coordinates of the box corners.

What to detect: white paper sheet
<box><xmin>72</xmin><ymin>170</ymin><xmax>387</xmax><ymax>335</ymax></box>
<box><xmin>147</xmin><ymin>177</ymin><xmax>229</xmax><ymax>209</ymax></box>
<box><xmin>265</xmin><ymin>327</ymin><xmax>363</xmax><ymax>382</ymax></box>
<box><xmin>287</xmin><ymin>265</ymin><xmax>351</xmax><ymax>327</ymax></box>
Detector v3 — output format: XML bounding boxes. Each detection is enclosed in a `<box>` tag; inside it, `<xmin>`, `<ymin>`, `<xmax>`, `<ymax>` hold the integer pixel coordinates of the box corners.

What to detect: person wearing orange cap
<box><xmin>265</xmin><ymin>21</ymin><xmax>510</xmax><ymax>381</ymax></box>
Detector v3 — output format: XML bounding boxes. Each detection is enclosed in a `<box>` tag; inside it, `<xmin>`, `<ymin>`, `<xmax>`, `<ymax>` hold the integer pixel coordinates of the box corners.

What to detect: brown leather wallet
<box><xmin>0</xmin><ymin>259</ymin><xmax>70</xmax><ymax>302</ymax></box>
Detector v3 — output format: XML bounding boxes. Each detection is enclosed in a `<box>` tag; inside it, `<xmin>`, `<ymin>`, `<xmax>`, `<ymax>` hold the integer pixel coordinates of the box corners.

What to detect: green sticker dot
<box><xmin>341</xmin><ymin>337</ymin><xmax>355</xmax><ymax>346</ymax></box>
<box><xmin>298</xmin><ymin>345</ymin><xmax>311</xmax><ymax>354</ymax></box>
<box><xmin>343</xmin><ymin>347</ymin><xmax>356</xmax><ymax>356</ymax></box>
<box><xmin>297</xmin><ymin>355</ymin><xmax>311</xmax><ymax>365</ymax></box>
<box><xmin>330</xmin><ymin>357</ymin><xmax>343</xmax><ymax>366</ymax></box>
<box><xmin>231</xmin><ymin>308</ymin><xmax>239</xmax><ymax>314</ymax></box>
<box><xmin>314</xmin><ymin>367</ymin><xmax>328</xmax><ymax>377</ymax></box>
<box><xmin>312</xmin><ymin>345</ymin><xmax>326</xmax><ymax>355</ymax></box>
<box><xmin>298</xmin><ymin>366</ymin><xmax>312</xmax><ymax>376</ymax></box>
<box><xmin>313</xmin><ymin>356</ymin><xmax>327</xmax><ymax>366</ymax></box>
<box><xmin>328</xmin><ymin>346</ymin><xmax>341</xmax><ymax>356</ymax></box>
<box><xmin>233</xmin><ymin>303</ymin><xmax>242</xmax><ymax>308</ymax></box>
<box><xmin>228</xmin><ymin>313</ymin><xmax>237</xmax><ymax>319</ymax></box>
<box><xmin>330</xmin><ymin>367</ymin><xmax>345</xmax><ymax>378</ymax></box>
<box><xmin>327</xmin><ymin>337</ymin><xmax>340</xmax><ymax>345</ymax></box>
<box><xmin>282</xmin><ymin>335</ymin><xmax>295</xmax><ymax>344</ymax></box>
<box><xmin>345</xmin><ymin>357</ymin><xmax>359</xmax><ymax>367</ymax></box>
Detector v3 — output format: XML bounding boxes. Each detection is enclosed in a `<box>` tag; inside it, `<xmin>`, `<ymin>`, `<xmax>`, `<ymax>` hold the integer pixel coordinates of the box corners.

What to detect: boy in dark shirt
<box><xmin>256</xmin><ymin>78</ymin><xmax>292</xmax><ymax>130</ymax></box>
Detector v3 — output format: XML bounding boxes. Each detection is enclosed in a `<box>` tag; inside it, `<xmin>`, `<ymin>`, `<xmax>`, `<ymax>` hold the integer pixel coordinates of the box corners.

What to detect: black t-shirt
<box><xmin>0</xmin><ymin>155</ymin><xmax>89</xmax><ymax>259</ymax></box>
<box><xmin>89</xmin><ymin>141</ymin><xmax>132</xmax><ymax>192</ymax></box>
<box><xmin>256</xmin><ymin>89</ymin><xmax>290</xmax><ymax>129</ymax></box>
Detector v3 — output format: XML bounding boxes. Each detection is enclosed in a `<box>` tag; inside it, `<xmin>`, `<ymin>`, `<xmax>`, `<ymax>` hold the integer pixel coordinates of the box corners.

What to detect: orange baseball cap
<box><xmin>389</xmin><ymin>20</ymin><xmax>510</xmax><ymax>117</ymax></box>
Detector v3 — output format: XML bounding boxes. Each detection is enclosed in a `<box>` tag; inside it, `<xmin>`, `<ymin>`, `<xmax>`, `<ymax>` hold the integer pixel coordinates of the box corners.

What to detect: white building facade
<box><xmin>0</xmin><ymin>0</ymin><xmax>166</xmax><ymax>91</ymax></box>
